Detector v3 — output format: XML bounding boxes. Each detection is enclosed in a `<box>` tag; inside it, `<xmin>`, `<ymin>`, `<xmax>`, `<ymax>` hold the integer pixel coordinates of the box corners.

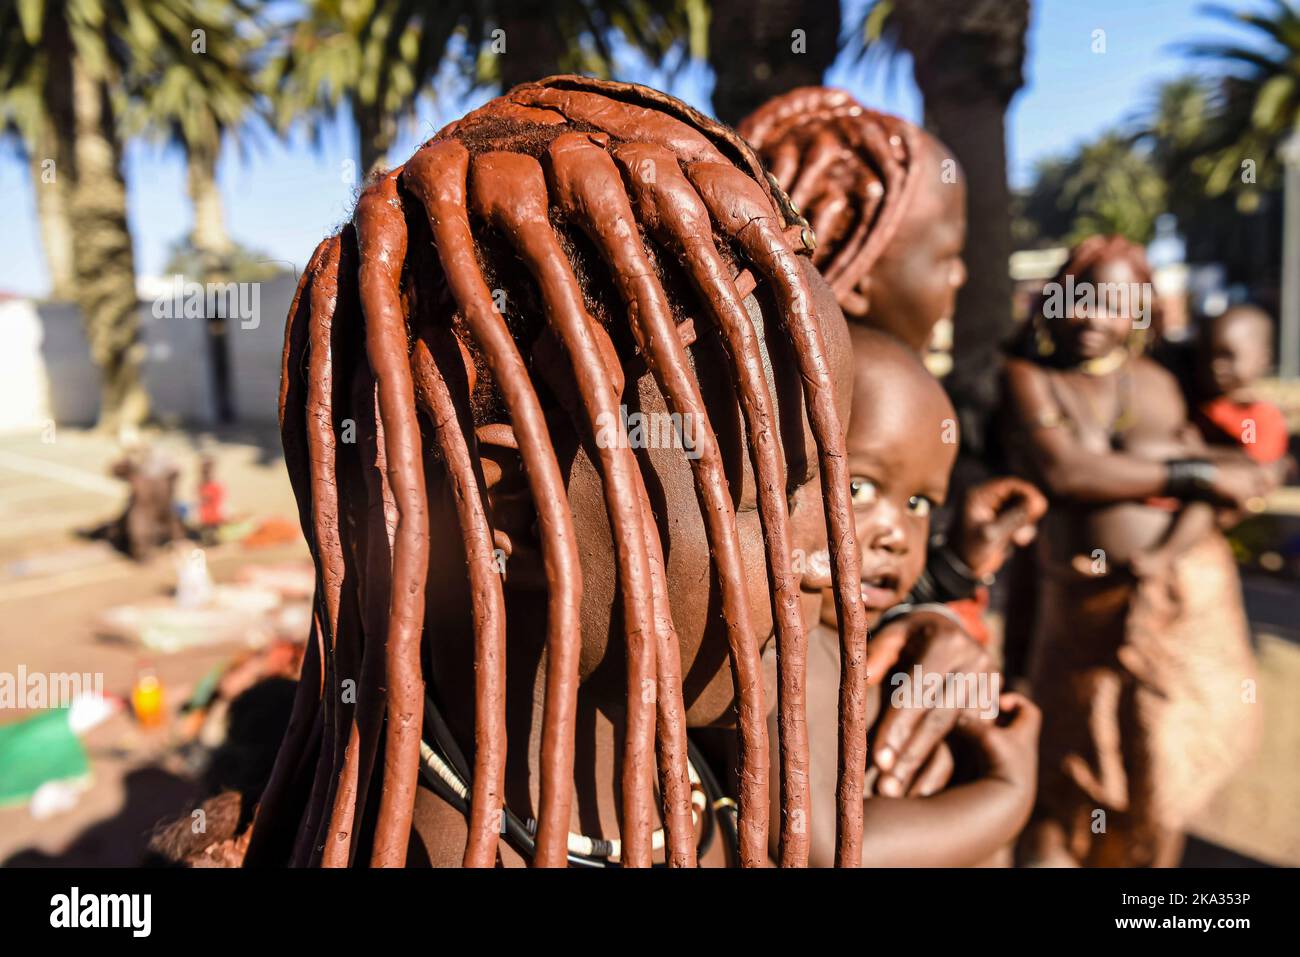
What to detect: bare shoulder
<box><xmin>1131</xmin><ymin>355</ymin><xmax>1180</xmax><ymax>389</ymax></box>
<box><xmin>1003</xmin><ymin>357</ymin><xmax>1056</xmax><ymax>417</ymax></box>
<box><xmin>1130</xmin><ymin>356</ymin><xmax>1187</xmax><ymax>407</ymax></box>
<box><xmin>1003</xmin><ymin>356</ymin><xmax>1041</xmax><ymax>383</ymax></box>
<box><xmin>1004</xmin><ymin>356</ymin><xmax>1050</xmax><ymax>393</ymax></box>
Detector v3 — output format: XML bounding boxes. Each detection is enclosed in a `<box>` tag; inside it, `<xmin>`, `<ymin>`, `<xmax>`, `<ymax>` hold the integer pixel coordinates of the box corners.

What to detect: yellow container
<box><xmin>131</xmin><ymin>671</ymin><xmax>164</xmax><ymax>728</ymax></box>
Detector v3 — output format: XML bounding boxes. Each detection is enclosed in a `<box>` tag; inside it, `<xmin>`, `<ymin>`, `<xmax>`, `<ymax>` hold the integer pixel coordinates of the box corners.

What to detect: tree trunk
<box><xmin>28</xmin><ymin>128</ymin><xmax>77</xmax><ymax>301</ymax></box>
<box><xmin>708</xmin><ymin>0</ymin><xmax>842</xmax><ymax>126</ymax></box>
<box><xmin>353</xmin><ymin>99</ymin><xmax>395</xmax><ymax>182</ymax></box>
<box><xmin>497</xmin><ymin>5</ymin><xmax>567</xmax><ymax>92</ymax></box>
<box><xmin>900</xmin><ymin>0</ymin><xmax>1030</xmax><ymax>456</ymax></box>
<box><xmin>924</xmin><ymin>93</ymin><xmax>1015</xmax><ymax>456</ymax></box>
<box><xmin>40</xmin><ymin>7</ymin><xmax>147</xmax><ymax>430</ymax></box>
<box><xmin>69</xmin><ymin>57</ymin><xmax>149</xmax><ymax>431</ymax></box>
<box><xmin>185</xmin><ymin>141</ymin><xmax>236</xmax><ymax>424</ymax></box>
<box><xmin>187</xmin><ymin>140</ymin><xmax>231</xmax><ymax>268</ymax></box>
<box><xmin>39</xmin><ymin>3</ymin><xmax>79</xmax><ymax>303</ymax></box>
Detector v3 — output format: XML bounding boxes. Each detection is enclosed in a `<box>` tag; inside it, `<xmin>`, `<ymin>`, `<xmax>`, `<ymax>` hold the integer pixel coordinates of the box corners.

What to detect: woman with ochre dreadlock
<box><xmin>243</xmin><ymin>77</ymin><xmax>871</xmax><ymax>868</ymax></box>
<box><xmin>738</xmin><ymin>86</ymin><xmax>967</xmax><ymax>351</ymax></box>
<box><xmin>1000</xmin><ymin>235</ymin><xmax>1267</xmax><ymax>866</ymax></box>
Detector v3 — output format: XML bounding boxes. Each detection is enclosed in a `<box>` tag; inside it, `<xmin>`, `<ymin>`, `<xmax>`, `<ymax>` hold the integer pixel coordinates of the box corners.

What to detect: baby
<box><xmin>1194</xmin><ymin>305</ymin><xmax>1290</xmax><ymax>478</ymax></box>
<box><xmin>765</xmin><ymin>327</ymin><xmax>1039</xmax><ymax>867</ymax></box>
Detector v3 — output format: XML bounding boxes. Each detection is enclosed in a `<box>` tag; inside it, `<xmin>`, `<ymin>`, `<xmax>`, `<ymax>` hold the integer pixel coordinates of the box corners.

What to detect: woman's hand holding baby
<box><xmin>867</xmin><ymin>611</ymin><xmax>999</xmax><ymax>796</ymax></box>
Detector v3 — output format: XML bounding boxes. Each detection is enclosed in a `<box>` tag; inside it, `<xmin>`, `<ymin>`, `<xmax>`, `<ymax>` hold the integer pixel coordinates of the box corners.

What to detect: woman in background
<box><xmin>1000</xmin><ymin>236</ymin><xmax>1267</xmax><ymax>867</ymax></box>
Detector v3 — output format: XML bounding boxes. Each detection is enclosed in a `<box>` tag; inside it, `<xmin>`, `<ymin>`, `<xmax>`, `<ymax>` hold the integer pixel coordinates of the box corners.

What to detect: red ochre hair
<box><xmin>739</xmin><ymin>87</ymin><xmax>925</xmax><ymax>318</ymax></box>
<box><xmin>246</xmin><ymin>76</ymin><xmax>867</xmax><ymax>869</ymax></box>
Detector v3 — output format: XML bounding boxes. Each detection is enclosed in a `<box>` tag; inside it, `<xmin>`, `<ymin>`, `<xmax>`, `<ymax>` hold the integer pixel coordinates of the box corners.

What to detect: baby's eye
<box><xmin>907</xmin><ymin>495</ymin><xmax>932</xmax><ymax>517</ymax></box>
<box><xmin>850</xmin><ymin>477</ymin><xmax>878</xmax><ymax>507</ymax></box>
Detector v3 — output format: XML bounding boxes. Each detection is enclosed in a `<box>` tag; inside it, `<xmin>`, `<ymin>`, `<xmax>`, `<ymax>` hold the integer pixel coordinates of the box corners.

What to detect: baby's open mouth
<box><xmin>859</xmin><ymin>571</ymin><xmax>899</xmax><ymax>609</ymax></box>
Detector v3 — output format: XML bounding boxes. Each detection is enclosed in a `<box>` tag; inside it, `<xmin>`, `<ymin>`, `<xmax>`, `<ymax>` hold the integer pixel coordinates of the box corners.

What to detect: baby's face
<box><xmin>1205</xmin><ymin>314</ymin><xmax>1272</xmax><ymax>398</ymax></box>
<box><xmin>819</xmin><ymin>330</ymin><xmax>958</xmax><ymax>630</ymax></box>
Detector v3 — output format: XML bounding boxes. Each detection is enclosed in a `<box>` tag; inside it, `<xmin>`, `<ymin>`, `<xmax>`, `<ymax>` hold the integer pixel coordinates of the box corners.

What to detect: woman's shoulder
<box><xmin>1002</xmin><ymin>357</ymin><xmax>1057</xmax><ymax>411</ymax></box>
<box><xmin>1003</xmin><ymin>355</ymin><xmax>1042</xmax><ymax>379</ymax></box>
<box><xmin>1129</xmin><ymin>355</ymin><xmax>1186</xmax><ymax>402</ymax></box>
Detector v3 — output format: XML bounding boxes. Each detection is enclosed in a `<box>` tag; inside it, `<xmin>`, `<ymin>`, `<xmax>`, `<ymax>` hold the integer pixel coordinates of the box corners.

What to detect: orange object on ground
<box><xmin>240</xmin><ymin>515</ymin><xmax>302</xmax><ymax>549</ymax></box>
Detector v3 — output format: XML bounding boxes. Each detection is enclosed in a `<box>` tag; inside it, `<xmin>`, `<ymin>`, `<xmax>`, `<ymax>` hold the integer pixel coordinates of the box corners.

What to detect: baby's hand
<box><xmin>1129</xmin><ymin>548</ymin><xmax>1173</xmax><ymax>581</ymax></box>
<box><xmin>955</xmin><ymin>476</ymin><xmax>1047</xmax><ymax>581</ymax></box>
<box><xmin>961</xmin><ymin>692</ymin><xmax>1040</xmax><ymax>792</ymax></box>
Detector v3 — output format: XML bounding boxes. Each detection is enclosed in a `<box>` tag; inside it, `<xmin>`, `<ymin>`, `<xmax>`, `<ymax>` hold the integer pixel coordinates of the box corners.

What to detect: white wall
<box><xmin>226</xmin><ymin>271</ymin><xmax>296</xmax><ymax>425</ymax></box>
<box><xmin>0</xmin><ymin>299</ymin><xmax>56</xmax><ymax>431</ymax></box>
<box><xmin>0</xmin><ymin>271</ymin><xmax>303</xmax><ymax>431</ymax></box>
<box><xmin>0</xmin><ymin>296</ymin><xmax>220</xmax><ymax>431</ymax></box>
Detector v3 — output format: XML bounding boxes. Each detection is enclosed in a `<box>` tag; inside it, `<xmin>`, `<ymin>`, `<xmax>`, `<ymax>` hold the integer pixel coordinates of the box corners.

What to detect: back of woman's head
<box><xmin>251</xmin><ymin>76</ymin><xmax>873</xmax><ymax>871</ymax></box>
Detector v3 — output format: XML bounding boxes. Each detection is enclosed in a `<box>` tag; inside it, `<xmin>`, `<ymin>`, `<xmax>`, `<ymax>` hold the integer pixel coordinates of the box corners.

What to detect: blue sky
<box><xmin>0</xmin><ymin>0</ymin><xmax>1266</xmax><ymax>298</ymax></box>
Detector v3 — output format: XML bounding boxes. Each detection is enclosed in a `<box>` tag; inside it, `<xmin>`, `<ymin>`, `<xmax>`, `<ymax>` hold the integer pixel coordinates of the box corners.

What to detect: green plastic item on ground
<box><xmin>0</xmin><ymin>708</ymin><xmax>90</xmax><ymax>806</ymax></box>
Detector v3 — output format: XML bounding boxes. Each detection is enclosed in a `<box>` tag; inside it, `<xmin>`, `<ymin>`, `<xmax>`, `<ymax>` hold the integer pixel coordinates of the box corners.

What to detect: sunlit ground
<box><xmin>0</xmin><ymin>426</ymin><xmax>1296</xmax><ymax>866</ymax></box>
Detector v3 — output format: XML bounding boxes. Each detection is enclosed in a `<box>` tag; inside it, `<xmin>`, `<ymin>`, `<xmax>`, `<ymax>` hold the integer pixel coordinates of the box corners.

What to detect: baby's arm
<box><xmin>1132</xmin><ymin>422</ymin><xmax>1223</xmax><ymax>575</ymax></box>
<box><xmin>775</xmin><ymin>626</ymin><xmax>1038</xmax><ymax>867</ymax></box>
<box><xmin>856</xmin><ymin>695</ymin><xmax>1039</xmax><ymax>867</ymax></box>
<box><xmin>1131</xmin><ymin>502</ymin><xmax>1216</xmax><ymax>579</ymax></box>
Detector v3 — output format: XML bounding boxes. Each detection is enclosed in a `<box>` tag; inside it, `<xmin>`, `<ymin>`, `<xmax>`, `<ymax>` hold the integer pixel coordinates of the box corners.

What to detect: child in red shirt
<box><xmin>1195</xmin><ymin>305</ymin><xmax>1289</xmax><ymax>467</ymax></box>
<box><xmin>197</xmin><ymin>456</ymin><xmax>227</xmax><ymax>546</ymax></box>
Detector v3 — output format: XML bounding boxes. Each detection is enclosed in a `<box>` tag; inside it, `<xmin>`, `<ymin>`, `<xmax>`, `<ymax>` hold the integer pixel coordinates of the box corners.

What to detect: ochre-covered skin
<box><xmin>738</xmin><ymin>87</ymin><xmax>923</xmax><ymax>319</ymax></box>
<box><xmin>405</xmin><ymin>140</ymin><xmax>586</xmax><ymax>868</ymax></box>
<box><xmin>249</xmin><ymin>76</ymin><xmax>865</xmax><ymax>868</ymax></box>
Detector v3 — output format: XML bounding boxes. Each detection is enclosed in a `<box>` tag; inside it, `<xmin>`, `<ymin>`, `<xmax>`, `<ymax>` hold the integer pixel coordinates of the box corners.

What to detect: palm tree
<box><xmin>708</xmin><ymin>0</ymin><xmax>842</xmax><ymax>126</ymax></box>
<box><xmin>1</xmin><ymin>0</ymin><xmax>150</xmax><ymax>428</ymax></box>
<box><xmin>483</xmin><ymin>0</ymin><xmax>704</xmax><ymax>93</ymax></box>
<box><xmin>0</xmin><ymin>68</ymin><xmax>77</xmax><ymax>299</ymax></box>
<box><xmin>1019</xmin><ymin>134</ymin><xmax>1167</xmax><ymax>247</ymax></box>
<box><xmin>1</xmin><ymin>1</ymin><xmax>247</xmax><ymax>429</ymax></box>
<box><xmin>265</xmin><ymin>0</ymin><xmax>703</xmax><ymax>180</ymax></box>
<box><xmin>118</xmin><ymin>2</ymin><xmax>264</xmax><ymax>426</ymax></box>
<box><xmin>1182</xmin><ymin>1</ymin><xmax>1300</xmax><ymax>199</ymax></box>
<box><xmin>123</xmin><ymin>1</ymin><xmax>262</xmax><ymax>271</ymax></box>
<box><xmin>1133</xmin><ymin>77</ymin><xmax>1243</xmax><ymax>244</ymax></box>
<box><xmin>262</xmin><ymin>0</ymin><xmax>421</xmax><ymax>180</ymax></box>
<box><xmin>1138</xmin><ymin>73</ymin><xmax>1287</xmax><ymax>299</ymax></box>
<box><xmin>857</xmin><ymin>0</ymin><xmax>1031</xmax><ymax>455</ymax></box>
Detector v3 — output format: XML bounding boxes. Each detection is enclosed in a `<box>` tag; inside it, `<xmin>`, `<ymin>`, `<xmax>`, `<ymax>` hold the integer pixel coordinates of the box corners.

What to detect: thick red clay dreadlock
<box><xmin>739</xmin><ymin>87</ymin><xmax>923</xmax><ymax>319</ymax></box>
<box><xmin>246</xmin><ymin>76</ymin><xmax>867</xmax><ymax>868</ymax></box>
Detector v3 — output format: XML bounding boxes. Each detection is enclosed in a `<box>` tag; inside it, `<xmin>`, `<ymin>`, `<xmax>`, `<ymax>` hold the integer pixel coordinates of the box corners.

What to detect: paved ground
<box><xmin>0</xmin><ymin>426</ymin><xmax>1296</xmax><ymax>866</ymax></box>
<box><xmin>0</xmin><ymin>426</ymin><xmax>305</xmax><ymax>866</ymax></box>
